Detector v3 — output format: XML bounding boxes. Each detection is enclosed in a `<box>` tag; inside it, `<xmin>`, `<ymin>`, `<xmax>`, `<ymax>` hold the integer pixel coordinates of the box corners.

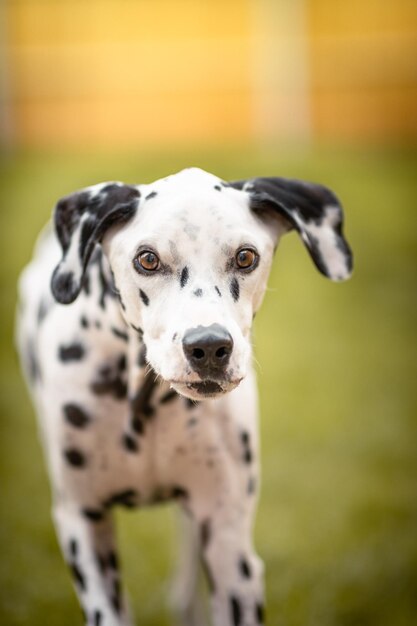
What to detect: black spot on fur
<box><xmin>117</xmin><ymin>354</ymin><xmax>127</xmax><ymax>371</ymax></box>
<box><xmin>64</xmin><ymin>448</ymin><xmax>86</xmax><ymax>468</ymax></box>
<box><xmin>240</xmin><ymin>431</ymin><xmax>253</xmax><ymax>464</ymax></box>
<box><xmin>108</xmin><ymin>551</ymin><xmax>119</xmax><ymax>570</ymax></box>
<box><xmin>185</xmin><ymin>398</ymin><xmax>199</xmax><ymax>409</ymax></box>
<box><xmin>239</xmin><ymin>556</ymin><xmax>252</xmax><ymax>579</ymax></box>
<box><xmin>122</xmin><ymin>433</ymin><xmax>139</xmax><ymax>453</ymax></box>
<box><xmin>145</xmin><ymin>190</ymin><xmax>158</xmax><ymax>201</ymax></box>
<box><xmin>111</xmin><ymin>578</ymin><xmax>122</xmax><ymax>614</ymax></box>
<box><xmin>247</xmin><ymin>476</ymin><xmax>256</xmax><ymax>495</ymax></box>
<box><xmin>37</xmin><ymin>298</ymin><xmax>49</xmax><ymax>324</ymax></box>
<box><xmin>214</xmin><ymin>184</ymin><xmax>222</xmax><ymax>191</ymax></box>
<box><xmin>97</xmin><ymin>553</ymin><xmax>107</xmax><ymax>573</ymax></box>
<box><xmin>139</xmin><ymin>289</ymin><xmax>149</xmax><ymax>306</ymax></box>
<box><xmin>59</xmin><ymin>342</ymin><xmax>85</xmax><ymax>362</ymax></box>
<box><xmin>69</xmin><ymin>538</ymin><xmax>78</xmax><ymax>558</ymax></box>
<box><xmin>200</xmin><ymin>519</ymin><xmax>211</xmax><ymax>550</ymax></box>
<box><xmin>172</xmin><ymin>485</ymin><xmax>189</xmax><ymax>499</ymax></box>
<box><xmin>138</xmin><ymin>344</ymin><xmax>147</xmax><ymax>367</ymax></box>
<box><xmin>214</xmin><ymin>285</ymin><xmax>222</xmax><ymax>297</ymax></box>
<box><xmin>160</xmin><ymin>389</ymin><xmax>178</xmax><ymax>404</ymax></box>
<box><xmin>131</xmin><ymin>324</ymin><xmax>143</xmax><ymax>338</ymax></box>
<box><xmin>70</xmin><ymin>562</ymin><xmax>86</xmax><ymax>592</ymax></box>
<box><xmin>93</xmin><ymin>609</ymin><xmax>102</xmax><ymax>626</ymax></box>
<box><xmin>230</xmin><ymin>596</ymin><xmax>242</xmax><ymax>626</ymax></box>
<box><xmin>193</xmin><ymin>288</ymin><xmax>203</xmax><ymax>297</ymax></box>
<box><xmin>111</xmin><ymin>327</ymin><xmax>128</xmax><ymax>342</ymax></box>
<box><xmin>27</xmin><ymin>342</ymin><xmax>41</xmax><ymax>382</ymax></box>
<box><xmin>90</xmin><ymin>359</ymin><xmax>128</xmax><ymax>399</ymax></box>
<box><xmin>230</xmin><ymin>277</ymin><xmax>240</xmax><ymax>302</ymax></box>
<box><xmin>255</xmin><ymin>603</ymin><xmax>265</xmax><ymax>623</ymax></box>
<box><xmin>63</xmin><ymin>403</ymin><xmax>90</xmax><ymax>429</ymax></box>
<box><xmin>130</xmin><ymin>369</ymin><xmax>157</xmax><ymax>422</ymax></box>
<box><xmin>80</xmin><ymin>315</ymin><xmax>89</xmax><ymax>328</ymax></box>
<box><xmin>105</xmin><ymin>489</ymin><xmax>138</xmax><ymax>509</ymax></box>
<box><xmin>131</xmin><ymin>414</ymin><xmax>144</xmax><ymax>435</ymax></box>
<box><xmin>180</xmin><ymin>266</ymin><xmax>189</xmax><ymax>288</ymax></box>
<box><xmin>117</xmin><ymin>292</ymin><xmax>126</xmax><ymax>311</ymax></box>
<box><xmin>82</xmin><ymin>508</ymin><xmax>105</xmax><ymax>522</ymax></box>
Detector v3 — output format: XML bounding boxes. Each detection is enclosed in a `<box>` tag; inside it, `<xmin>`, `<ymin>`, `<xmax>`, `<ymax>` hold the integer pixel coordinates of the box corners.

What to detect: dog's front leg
<box><xmin>187</xmin><ymin>486</ymin><xmax>265</xmax><ymax>626</ymax></box>
<box><xmin>203</xmin><ymin>520</ymin><xmax>265</xmax><ymax>626</ymax></box>
<box><xmin>53</xmin><ymin>502</ymin><xmax>132</xmax><ymax>626</ymax></box>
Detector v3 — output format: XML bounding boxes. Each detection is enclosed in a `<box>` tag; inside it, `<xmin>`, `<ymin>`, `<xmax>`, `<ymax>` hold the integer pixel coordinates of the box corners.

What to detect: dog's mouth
<box><xmin>170</xmin><ymin>378</ymin><xmax>242</xmax><ymax>400</ymax></box>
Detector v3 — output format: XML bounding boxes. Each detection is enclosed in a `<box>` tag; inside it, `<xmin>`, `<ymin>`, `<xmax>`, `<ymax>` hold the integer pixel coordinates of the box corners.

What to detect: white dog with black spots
<box><xmin>17</xmin><ymin>168</ymin><xmax>353</xmax><ymax>626</ymax></box>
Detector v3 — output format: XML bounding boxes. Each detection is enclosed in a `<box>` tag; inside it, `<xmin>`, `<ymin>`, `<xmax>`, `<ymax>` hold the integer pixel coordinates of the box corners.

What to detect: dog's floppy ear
<box><xmin>51</xmin><ymin>182</ymin><xmax>140</xmax><ymax>304</ymax></box>
<box><xmin>230</xmin><ymin>177</ymin><xmax>353</xmax><ymax>281</ymax></box>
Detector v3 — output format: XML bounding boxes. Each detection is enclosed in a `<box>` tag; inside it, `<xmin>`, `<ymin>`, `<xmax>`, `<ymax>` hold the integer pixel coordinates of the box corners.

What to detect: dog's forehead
<box><xmin>137</xmin><ymin>167</ymin><xmax>252</xmax><ymax>229</ymax></box>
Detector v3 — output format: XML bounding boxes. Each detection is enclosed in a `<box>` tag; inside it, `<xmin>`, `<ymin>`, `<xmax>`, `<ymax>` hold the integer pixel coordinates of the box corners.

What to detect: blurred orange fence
<box><xmin>1</xmin><ymin>0</ymin><xmax>416</xmax><ymax>148</ymax></box>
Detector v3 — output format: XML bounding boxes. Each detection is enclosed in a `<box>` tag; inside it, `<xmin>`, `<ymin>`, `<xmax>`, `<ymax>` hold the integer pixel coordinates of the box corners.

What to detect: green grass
<box><xmin>1</xmin><ymin>144</ymin><xmax>416</xmax><ymax>625</ymax></box>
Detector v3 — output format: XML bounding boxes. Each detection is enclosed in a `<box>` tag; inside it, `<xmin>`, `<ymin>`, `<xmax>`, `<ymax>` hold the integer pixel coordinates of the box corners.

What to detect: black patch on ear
<box><xmin>230</xmin><ymin>278</ymin><xmax>240</xmax><ymax>302</ymax></box>
<box><xmin>180</xmin><ymin>266</ymin><xmax>189</xmax><ymax>288</ymax></box>
<box><xmin>51</xmin><ymin>183</ymin><xmax>140</xmax><ymax>304</ymax></box>
<box><xmin>230</xmin><ymin>596</ymin><xmax>242</xmax><ymax>626</ymax></box>
<box><xmin>52</xmin><ymin>270</ymin><xmax>79</xmax><ymax>305</ymax></box>
<box><xmin>230</xmin><ymin>176</ymin><xmax>353</xmax><ymax>280</ymax></box>
<box><xmin>139</xmin><ymin>289</ymin><xmax>150</xmax><ymax>306</ymax></box>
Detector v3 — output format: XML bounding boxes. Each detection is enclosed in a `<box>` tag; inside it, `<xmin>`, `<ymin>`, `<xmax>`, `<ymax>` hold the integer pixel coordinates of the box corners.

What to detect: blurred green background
<box><xmin>1</xmin><ymin>1</ymin><xmax>417</xmax><ymax>625</ymax></box>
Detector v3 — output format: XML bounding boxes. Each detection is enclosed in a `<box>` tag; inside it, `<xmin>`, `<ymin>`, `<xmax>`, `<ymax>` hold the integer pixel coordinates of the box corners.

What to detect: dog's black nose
<box><xmin>183</xmin><ymin>324</ymin><xmax>233</xmax><ymax>377</ymax></box>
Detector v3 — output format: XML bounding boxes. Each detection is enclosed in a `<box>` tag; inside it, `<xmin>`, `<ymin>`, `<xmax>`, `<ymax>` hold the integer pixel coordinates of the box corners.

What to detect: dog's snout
<box><xmin>183</xmin><ymin>324</ymin><xmax>233</xmax><ymax>377</ymax></box>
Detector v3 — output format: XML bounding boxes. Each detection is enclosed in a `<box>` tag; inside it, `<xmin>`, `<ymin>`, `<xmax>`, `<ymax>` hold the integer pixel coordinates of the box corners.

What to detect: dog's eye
<box><xmin>235</xmin><ymin>248</ymin><xmax>258</xmax><ymax>270</ymax></box>
<box><xmin>134</xmin><ymin>251</ymin><xmax>160</xmax><ymax>272</ymax></box>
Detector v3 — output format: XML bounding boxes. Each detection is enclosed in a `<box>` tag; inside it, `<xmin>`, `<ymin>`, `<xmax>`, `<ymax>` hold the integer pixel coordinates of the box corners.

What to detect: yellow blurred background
<box><xmin>1</xmin><ymin>0</ymin><xmax>416</xmax><ymax>149</ymax></box>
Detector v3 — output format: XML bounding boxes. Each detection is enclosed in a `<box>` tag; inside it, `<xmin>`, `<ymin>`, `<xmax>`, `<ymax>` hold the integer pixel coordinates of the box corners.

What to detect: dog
<box><xmin>16</xmin><ymin>167</ymin><xmax>352</xmax><ymax>626</ymax></box>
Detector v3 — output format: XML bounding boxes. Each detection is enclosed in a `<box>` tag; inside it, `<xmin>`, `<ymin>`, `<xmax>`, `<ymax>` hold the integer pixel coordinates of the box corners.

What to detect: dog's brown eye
<box><xmin>236</xmin><ymin>248</ymin><xmax>258</xmax><ymax>270</ymax></box>
<box><xmin>135</xmin><ymin>251</ymin><xmax>160</xmax><ymax>272</ymax></box>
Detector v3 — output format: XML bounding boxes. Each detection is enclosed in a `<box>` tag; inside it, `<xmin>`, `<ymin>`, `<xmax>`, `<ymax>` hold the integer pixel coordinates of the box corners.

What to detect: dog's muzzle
<box><xmin>182</xmin><ymin>323</ymin><xmax>233</xmax><ymax>379</ymax></box>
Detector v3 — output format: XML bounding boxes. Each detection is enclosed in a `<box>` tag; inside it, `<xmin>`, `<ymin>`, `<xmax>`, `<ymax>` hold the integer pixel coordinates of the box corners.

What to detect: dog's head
<box><xmin>51</xmin><ymin>168</ymin><xmax>353</xmax><ymax>400</ymax></box>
